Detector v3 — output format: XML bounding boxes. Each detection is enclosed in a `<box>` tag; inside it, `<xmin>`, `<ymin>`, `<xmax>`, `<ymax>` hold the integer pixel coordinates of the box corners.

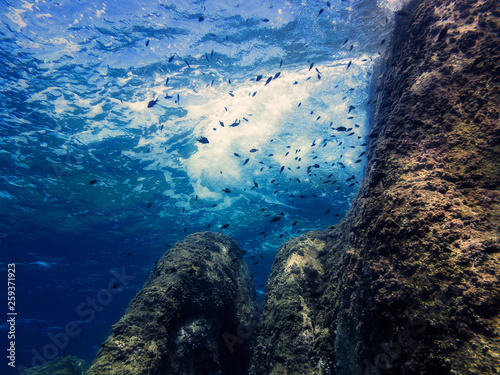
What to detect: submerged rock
<box><xmin>252</xmin><ymin>0</ymin><xmax>500</xmax><ymax>373</ymax></box>
<box><xmin>23</xmin><ymin>355</ymin><xmax>89</xmax><ymax>375</ymax></box>
<box><xmin>87</xmin><ymin>232</ymin><xmax>258</xmax><ymax>375</ymax></box>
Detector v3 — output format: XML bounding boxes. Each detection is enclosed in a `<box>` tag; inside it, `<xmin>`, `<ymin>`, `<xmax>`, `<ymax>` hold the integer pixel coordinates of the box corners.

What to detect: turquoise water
<box><xmin>0</xmin><ymin>0</ymin><xmax>402</xmax><ymax>372</ymax></box>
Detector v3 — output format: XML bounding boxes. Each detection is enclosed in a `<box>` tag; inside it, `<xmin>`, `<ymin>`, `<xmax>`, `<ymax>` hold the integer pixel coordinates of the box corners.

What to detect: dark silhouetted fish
<box><xmin>280</xmin><ymin>59</ymin><xmax>283</xmax><ymax>68</ymax></box>
<box><xmin>244</xmin><ymin>158</ymin><xmax>249</xmax><ymax>165</ymax></box>
<box><xmin>394</xmin><ymin>10</ymin><xmax>409</xmax><ymax>16</ymax></box>
<box><xmin>265</xmin><ymin>76</ymin><xmax>272</xmax><ymax>85</ymax></box>
<box><xmin>325</xmin><ymin>209</ymin><xmax>330</xmax><ymax>215</ymax></box>
<box><xmin>253</xmin><ymin>261</ymin><xmax>260</xmax><ymax>265</ymax></box>
<box><xmin>89</xmin><ymin>179</ymin><xmax>97</xmax><ymax>185</ymax></box>
<box><xmin>234</xmin><ymin>153</ymin><xmax>240</xmax><ymax>157</ymax></box>
<box><xmin>222</xmin><ymin>188</ymin><xmax>231</xmax><ymax>193</ymax></box>
<box><xmin>169</xmin><ymin>55</ymin><xmax>175</xmax><ymax>62</ymax></box>
<box><xmin>270</xmin><ymin>216</ymin><xmax>282</xmax><ymax>223</ymax></box>
<box><xmin>263</xmin><ymin>18</ymin><xmax>269</xmax><ymax>22</ymax></box>
<box><xmin>148</xmin><ymin>203</ymin><xmax>152</xmax><ymax>209</ymax></box>
<box><xmin>380</xmin><ymin>39</ymin><xmax>386</xmax><ymax>46</ymax></box>
<box><xmin>229</xmin><ymin>92</ymin><xmax>234</xmax><ymax>97</ymax></box>
<box><xmin>280</xmin><ymin>166</ymin><xmax>284</xmax><ymax>173</ymax></box>
<box><xmin>274</xmin><ymin>72</ymin><xmax>281</xmax><ymax>79</ymax></box>
<box><xmin>184</xmin><ymin>59</ymin><xmax>191</xmax><ymax>68</ymax></box>
<box><xmin>126</xmin><ymin>252</ymin><xmax>131</xmax><ymax>258</ymax></box>
<box><xmin>343</xmin><ymin>38</ymin><xmax>348</xmax><ymax>45</ymax></box>
<box><xmin>177</xmin><ymin>94</ymin><xmax>180</xmax><ymax>105</ymax></box>
<box><xmin>250</xmin><ymin>148</ymin><xmax>258</xmax><ymax>153</ymax></box>
<box><xmin>256</xmin><ymin>75</ymin><xmax>263</xmax><ymax>81</ymax></box>
<box><xmin>221</xmin><ymin>223</ymin><xmax>229</xmax><ymax>229</ymax></box>
<box><xmin>336</xmin><ymin>126</ymin><xmax>347</xmax><ymax>131</ymax></box>
<box><xmin>197</xmin><ymin>136</ymin><xmax>209</xmax><ymax>144</ymax></box>
<box><xmin>327</xmin><ymin>1</ymin><xmax>331</xmax><ymax>7</ymax></box>
<box><xmin>219</xmin><ymin>121</ymin><xmax>224</xmax><ymax>127</ymax></box>
<box><xmin>309</xmin><ymin>62</ymin><xmax>314</xmax><ymax>71</ymax></box>
<box><xmin>348</xmin><ymin>105</ymin><xmax>356</xmax><ymax>113</ymax></box>
<box><xmin>148</xmin><ymin>98</ymin><xmax>159</xmax><ymax>108</ymax></box>
<box><xmin>199</xmin><ymin>16</ymin><xmax>204</xmax><ymax>22</ymax></box>
<box><xmin>319</xmin><ymin>8</ymin><xmax>324</xmax><ymax>15</ymax></box>
<box><xmin>229</xmin><ymin>120</ymin><xmax>240</xmax><ymax>127</ymax></box>
<box><xmin>347</xmin><ymin>61</ymin><xmax>352</xmax><ymax>69</ymax></box>
<box><xmin>350</xmin><ymin>44</ymin><xmax>353</xmax><ymax>51</ymax></box>
<box><xmin>165</xmin><ymin>94</ymin><xmax>173</xmax><ymax>99</ymax></box>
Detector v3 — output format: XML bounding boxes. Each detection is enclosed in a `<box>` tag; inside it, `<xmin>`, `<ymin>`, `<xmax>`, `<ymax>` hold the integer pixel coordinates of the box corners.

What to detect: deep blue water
<box><xmin>0</xmin><ymin>0</ymin><xmax>403</xmax><ymax>372</ymax></box>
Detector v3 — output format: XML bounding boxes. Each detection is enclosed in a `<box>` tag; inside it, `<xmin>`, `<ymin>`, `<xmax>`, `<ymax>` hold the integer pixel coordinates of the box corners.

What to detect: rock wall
<box><xmin>87</xmin><ymin>232</ymin><xmax>258</xmax><ymax>375</ymax></box>
<box><xmin>252</xmin><ymin>0</ymin><xmax>500</xmax><ymax>374</ymax></box>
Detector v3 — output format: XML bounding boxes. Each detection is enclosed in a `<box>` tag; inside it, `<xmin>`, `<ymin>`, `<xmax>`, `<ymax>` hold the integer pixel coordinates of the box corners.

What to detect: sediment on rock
<box><xmin>253</xmin><ymin>0</ymin><xmax>500</xmax><ymax>374</ymax></box>
<box><xmin>23</xmin><ymin>355</ymin><xmax>89</xmax><ymax>375</ymax></box>
<box><xmin>87</xmin><ymin>232</ymin><xmax>258</xmax><ymax>375</ymax></box>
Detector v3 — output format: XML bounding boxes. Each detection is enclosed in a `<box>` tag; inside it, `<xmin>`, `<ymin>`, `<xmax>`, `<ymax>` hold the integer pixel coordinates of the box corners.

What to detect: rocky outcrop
<box><xmin>252</xmin><ymin>0</ymin><xmax>500</xmax><ymax>374</ymax></box>
<box><xmin>87</xmin><ymin>232</ymin><xmax>258</xmax><ymax>375</ymax></box>
<box><xmin>23</xmin><ymin>355</ymin><xmax>89</xmax><ymax>375</ymax></box>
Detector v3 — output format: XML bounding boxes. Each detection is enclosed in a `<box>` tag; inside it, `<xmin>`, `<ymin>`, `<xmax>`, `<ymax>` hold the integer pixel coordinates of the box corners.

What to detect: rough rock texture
<box><xmin>87</xmin><ymin>232</ymin><xmax>258</xmax><ymax>375</ymax></box>
<box><xmin>23</xmin><ymin>355</ymin><xmax>89</xmax><ymax>375</ymax></box>
<box><xmin>252</xmin><ymin>0</ymin><xmax>500</xmax><ymax>374</ymax></box>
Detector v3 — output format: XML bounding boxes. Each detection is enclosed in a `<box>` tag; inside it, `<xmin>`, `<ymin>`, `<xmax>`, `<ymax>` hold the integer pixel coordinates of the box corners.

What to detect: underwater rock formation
<box><xmin>252</xmin><ymin>0</ymin><xmax>500</xmax><ymax>374</ymax></box>
<box><xmin>87</xmin><ymin>232</ymin><xmax>258</xmax><ymax>375</ymax></box>
<box><xmin>23</xmin><ymin>355</ymin><xmax>89</xmax><ymax>375</ymax></box>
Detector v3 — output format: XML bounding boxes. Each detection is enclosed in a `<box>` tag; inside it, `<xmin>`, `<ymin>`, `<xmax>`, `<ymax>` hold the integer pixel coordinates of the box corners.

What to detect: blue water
<box><xmin>0</xmin><ymin>0</ymin><xmax>403</xmax><ymax>372</ymax></box>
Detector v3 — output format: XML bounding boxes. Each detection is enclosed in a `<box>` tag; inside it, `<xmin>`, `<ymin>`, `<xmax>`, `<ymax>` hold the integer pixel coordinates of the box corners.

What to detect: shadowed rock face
<box><xmin>252</xmin><ymin>0</ymin><xmax>500</xmax><ymax>374</ymax></box>
<box><xmin>87</xmin><ymin>232</ymin><xmax>258</xmax><ymax>375</ymax></box>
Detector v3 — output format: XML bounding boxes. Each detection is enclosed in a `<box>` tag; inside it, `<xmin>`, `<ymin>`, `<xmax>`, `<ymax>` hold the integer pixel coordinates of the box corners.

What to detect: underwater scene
<box><xmin>0</xmin><ymin>0</ymin><xmax>408</xmax><ymax>373</ymax></box>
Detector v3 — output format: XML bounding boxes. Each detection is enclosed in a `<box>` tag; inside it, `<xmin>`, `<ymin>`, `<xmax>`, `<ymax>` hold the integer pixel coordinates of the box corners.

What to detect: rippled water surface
<box><xmin>1</xmin><ymin>0</ymin><xmax>403</xmax><ymax>370</ymax></box>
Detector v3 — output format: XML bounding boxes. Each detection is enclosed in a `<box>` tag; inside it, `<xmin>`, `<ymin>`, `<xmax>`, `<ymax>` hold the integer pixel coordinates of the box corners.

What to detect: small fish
<box><xmin>219</xmin><ymin>121</ymin><xmax>224</xmax><ymax>127</ymax></box>
<box><xmin>263</xmin><ymin>18</ymin><xmax>269</xmax><ymax>22</ymax></box>
<box><xmin>327</xmin><ymin>1</ymin><xmax>331</xmax><ymax>8</ymax></box>
<box><xmin>325</xmin><ymin>209</ymin><xmax>331</xmax><ymax>215</ymax></box>
<box><xmin>343</xmin><ymin>38</ymin><xmax>348</xmax><ymax>45</ymax></box>
<box><xmin>197</xmin><ymin>136</ymin><xmax>209</xmax><ymax>144</ymax></box>
<box><xmin>165</xmin><ymin>94</ymin><xmax>173</xmax><ymax>99</ymax></box>
<box><xmin>145</xmin><ymin>39</ymin><xmax>150</xmax><ymax>46</ymax></box>
<box><xmin>221</xmin><ymin>223</ymin><xmax>230</xmax><ymax>229</ymax></box>
<box><xmin>126</xmin><ymin>252</ymin><xmax>131</xmax><ymax>258</ymax></box>
<box><xmin>309</xmin><ymin>62</ymin><xmax>314</xmax><ymax>71</ymax></box>
<box><xmin>147</xmin><ymin>98</ymin><xmax>159</xmax><ymax>108</ymax></box>
<box><xmin>229</xmin><ymin>92</ymin><xmax>234</xmax><ymax>97</ymax></box>
<box><xmin>254</xmin><ymin>181</ymin><xmax>259</xmax><ymax>188</ymax></box>
<box><xmin>222</xmin><ymin>188</ymin><xmax>231</xmax><ymax>193</ymax></box>
<box><xmin>211</xmin><ymin>204</ymin><xmax>218</xmax><ymax>208</ymax></box>
<box><xmin>253</xmin><ymin>261</ymin><xmax>260</xmax><ymax>265</ymax></box>
<box><xmin>348</xmin><ymin>105</ymin><xmax>356</xmax><ymax>113</ymax></box>
<box><xmin>359</xmin><ymin>151</ymin><xmax>366</xmax><ymax>157</ymax></box>
<box><xmin>394</xmin><ymin>10</ymin><xmax>409</xmax><ymax>16</ymax></box>
<box><xmin>211</xmin><ymin>50</ymin><xmax>214</xmax><ymax>58</ymax></box>
<box><xmin>177</xmin><ymin>94</ymin><xmax>180</xmax><ymax>105</ymax></box>
<box><xmin>279</xmin><ymin>59</ymin><xmax>283</xmax><ymax>68</ymax></box>
<box><xmin>380</xmin><ymin>39</ymin><xmax>386</xmax><ymax>46</ymax></box>
<box><xmin>298</xmin><ymin>102</ymin><xmax>301</xmax><ymax>108</ymax></box>
<box><xmin>234</xmin><ymin>153</ymin><xmax>240</xmax><ymax>157</ymax></box>
<box><xmin>249</xmin><ymin>148</ymin><xmax>258</xmax><ymax>153</ymax></box>
<box><xmin>336</xmin><ymin>126</ymin><xmax>347</xmax><ymax>131</ymax></box>
<box><xmin>185</xmin><ymin>59</ymin><xmax>191</xmax><ymax>68</ymax></box>
<box><xmin>274</xmin><ymin>72</ymin><xmax>281</xmax><ymax>79</ymax></box>
<box><xmin>169</xmin><ymin>55</ymin><xmax>175</xmax><ymax>62</ymax></box>
<box><xmin>147</xmin><ymin>203</ymin><xmax>152</xmax><ymax>209</ymax></box>
<box><xmin>318</xmin><ymin>8</ymin><xmax>324</xmax><ymax>15</ymax></box>
<box><xmin>89</xmin><ymin>179</ymin><xmax>98</xmax><ymax>185</ymax></box>
<box><xmin>110</xmin><ymin>283</ymin><xmax>119</xmax><ymax>290</ymax></box>
<box><xmin>244</xmin><ymin>158</ymin><xmax>249</xmax><ymax>165</ymax></box>
<box><xmin>347</xmin><ymin>61</ymin><xmax>352</xmax><ymax>69</ymax></box>
<box><xmin>256</xmin><ymin>75</ymin><xmax>263</xmax><ymax>81</ymax></box>
<box><xmin>317</xmin><ymin>74</ymin><xmax>321</xmax><ymax>80</ymax></box>
<box><xmin>229</xmin><ymin>120</ymin><xmax>240</xmax><ymax>127</ymax></box>
<box><xmin>199</xmin><ymin>16</ymin><xmax>204</xmax><ymax>22</ymax></box>
<box><xmin>280</xmin><ymin>166</ymin><xmax>284</xmax><ymax>173</ymax></box>
<box><xmin>252</xmin><ymin>91</ymin><xmax>257</xmax><ymax>97</ymax></box>
<box><xmin>270</xmin><ymin>216</ymin><xmax>282</xmax><ymax>223</ymax></box>
<box><xmin>350</xmin><ymin>44</ymin><xmax>353</xmax><ymax>51</ymax></box>
<box><xmin>265</xmin><ymin>76</ymin><xmax>273</xmax><ymax>85</ymax></box>
<box><xmin>166</xmin><ymin>77</ymin><xmax>169</xmax><ymax>85</ymax></box>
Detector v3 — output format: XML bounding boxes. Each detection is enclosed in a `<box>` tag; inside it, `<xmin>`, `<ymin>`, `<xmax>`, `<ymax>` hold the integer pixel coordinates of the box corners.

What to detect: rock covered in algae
<box><xmin>23</xmin><ymin>355</ymin><xmax>89</xmax><ymax>375</ymax></box>
<box><xmin>252</xmin><ymin>0</ymin><xmax>500</xmax><ymax>373</ymax></box>
<box><xmin>87</xmin><ymin>232</ymin><xmax>258</xmax><ymax>375</ymax></box>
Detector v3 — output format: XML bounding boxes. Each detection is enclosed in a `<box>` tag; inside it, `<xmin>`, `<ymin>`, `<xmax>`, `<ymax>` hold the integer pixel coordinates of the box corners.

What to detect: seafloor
<box><xmin>24</xmin><ymin>0</ymin><xmax>499</xmax><ymax>373</ymax></box>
